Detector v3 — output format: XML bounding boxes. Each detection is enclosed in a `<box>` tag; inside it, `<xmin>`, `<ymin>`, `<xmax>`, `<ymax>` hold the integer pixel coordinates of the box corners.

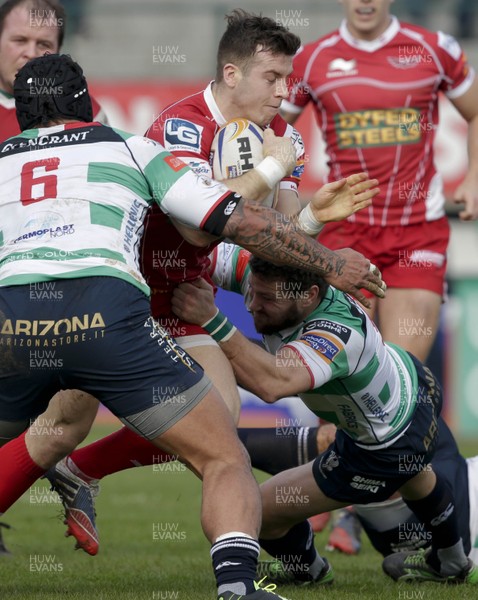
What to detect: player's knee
<box><xmin>48</xmin><ymin>390</ymin><xmax>99</xmax><ymax>429</ymax></box>
<box><xmin>194</xmin><ymin>432</ymin><xmax>252</xmax><ymax>478</ymax></box>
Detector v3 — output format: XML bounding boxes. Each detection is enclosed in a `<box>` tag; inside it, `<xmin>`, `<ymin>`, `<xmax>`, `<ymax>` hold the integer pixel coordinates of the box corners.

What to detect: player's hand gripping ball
<box><xmin>211</xmin><ymin>118</ymin><xmax>279</xmax><ymax>207</ymax></box>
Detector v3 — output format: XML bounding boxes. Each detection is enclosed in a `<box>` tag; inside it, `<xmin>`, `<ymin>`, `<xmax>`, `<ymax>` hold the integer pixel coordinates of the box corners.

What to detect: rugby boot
<box><xmin>326</xmin><ymin>507</ymin><xmax>361</xmax><ymax>555</ymax></box>
<box><xmin>382</xmin><ymin>548</ymin><xmax>478</xmax><ymax>583</ymax></box>
<box><xmin>44</xmin><ymin>458</ymin><xmax>99</xmax><ymax>555</ymax></box>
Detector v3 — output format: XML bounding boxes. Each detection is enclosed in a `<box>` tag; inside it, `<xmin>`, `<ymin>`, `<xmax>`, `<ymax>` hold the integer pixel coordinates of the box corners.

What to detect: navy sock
<box><xmin>238</xmin><ymin>427</ymin><xmax>318</xmax><ymax>475</ymax></box>
<box><xmin>404</xmin><ymin>477</ymin><xmax>468</xmax><ymax>575</ymax></box>
<box><xmin>260</xmin><ymin>520</ymin><xmax>324</xmax><ymax>581</ymax></box>
<box><xmin>358</xmin><ymin>519</ymin><xmax>427</xmax><ymax>557</ymax></box>
<box><xmin>211</xmin><ymin>535</ymin><xmax>260</xmax><ymax>596</ymax></box>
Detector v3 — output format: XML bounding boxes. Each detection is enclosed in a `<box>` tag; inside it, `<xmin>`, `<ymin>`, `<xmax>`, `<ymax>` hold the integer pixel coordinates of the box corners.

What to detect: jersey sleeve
<box><xmin>145</xmin><ymin>110</ymin><xmax>214</xmax><ymax>177</ymax></box>
<box><xmin>283</xmin><ymin>319</ymin><xmax>358</xmax><ymax>389</ymax></box>
<box><xmin>124</xmin><ymin>134</ymin><xmax>240</xmax><ymax>236</ymax></box>
<box><xmin>282</xmin><ymin>45</ymin><xmax>313</xmax><ymax>116</ymax></box>
<box><xmin>435</xmin><ymin>31</ymin><xmax>475</xmax><ymax>99</ymax></box>
<box><xmin>209</xmin><ymin>242</ymin><xmax>251</xmax><ymax>295</ymax></box>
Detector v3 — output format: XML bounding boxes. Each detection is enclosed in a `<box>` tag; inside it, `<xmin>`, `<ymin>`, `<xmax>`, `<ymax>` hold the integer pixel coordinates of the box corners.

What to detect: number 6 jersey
<box><xmin>0</xmin><ymin>122</ymin><xmax>240</xmax><ymax>294</ymax></box>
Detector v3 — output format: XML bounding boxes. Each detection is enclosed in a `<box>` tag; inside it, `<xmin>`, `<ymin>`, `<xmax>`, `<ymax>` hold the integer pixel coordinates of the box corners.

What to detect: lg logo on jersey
<box><xmin>165</xmin><ymin>119</ymin><xmax>203</xmax><ymax>152</ymax></box>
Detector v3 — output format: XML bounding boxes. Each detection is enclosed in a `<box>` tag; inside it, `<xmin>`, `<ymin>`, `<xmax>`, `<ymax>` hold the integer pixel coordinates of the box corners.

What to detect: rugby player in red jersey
<box><xmin>282</xmin><ymin>0</ymin><xmax>478</xmax><ymax>362</ymax></box>
<box><xmin>281</xmin><ymin>0</ymin><xmax>478</xmax><ymax>554</ymax></box>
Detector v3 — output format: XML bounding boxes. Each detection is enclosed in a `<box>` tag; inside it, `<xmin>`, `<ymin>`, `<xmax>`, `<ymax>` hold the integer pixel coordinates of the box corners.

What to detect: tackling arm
<box><xmin>220</xmin><ymin>200</ymin><xmax>384</xmax><ymax>307</ymax></box>
<box><xmin>171</xmin><ymin>278</ymin><xmax>312</xmax><ymax>403</ymax></box>
<box><xmin>223</xmin><ymin>329</ymin><xmax>312</xmax><ymax>403</ymax></box>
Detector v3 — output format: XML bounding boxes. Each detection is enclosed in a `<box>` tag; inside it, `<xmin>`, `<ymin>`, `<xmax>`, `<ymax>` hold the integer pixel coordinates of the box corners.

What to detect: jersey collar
<box><xmin>340</xmin><ymin>15</ymin><xmax>400</xmax><ymax>53</ymax></box>
<box><xmin>203</xmin><ymin>81</ymin><xmax>227</xmax><ymax>127</ymax></box>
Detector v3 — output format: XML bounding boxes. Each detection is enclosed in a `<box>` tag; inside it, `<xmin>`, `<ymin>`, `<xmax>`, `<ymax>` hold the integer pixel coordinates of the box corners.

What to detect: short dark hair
<box><xmin>249</xmin><ymin>255</ymin><xmax>329</xmax><ymax>298</ymax></box>
<box><xmin>0</xmin><ymin>0</ymin><xmax>66</xmax><ymax>48</ymax></box>
<box><xmin>216</xmin><ymin>9</ymin><xmax>301</xmax><ymax>81</ymax></box>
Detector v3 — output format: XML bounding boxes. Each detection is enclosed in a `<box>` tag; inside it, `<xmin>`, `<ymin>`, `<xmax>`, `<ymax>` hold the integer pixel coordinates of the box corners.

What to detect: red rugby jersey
<box><xmin>284</xmin><ymin>17</ymin><xmax>474</xmax><ymax>226</ymax></box>
<box><xmin>142</xmin><ymin>82</ymin><xmax>304</xmax><ymax>303</ymax></box>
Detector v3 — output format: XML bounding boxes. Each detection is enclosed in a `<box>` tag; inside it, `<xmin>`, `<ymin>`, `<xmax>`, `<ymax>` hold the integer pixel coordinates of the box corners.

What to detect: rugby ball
<box><xmin>211</xmin><ymin>118</ymin><xmax>279</xmax><ymax>207</ymax></box>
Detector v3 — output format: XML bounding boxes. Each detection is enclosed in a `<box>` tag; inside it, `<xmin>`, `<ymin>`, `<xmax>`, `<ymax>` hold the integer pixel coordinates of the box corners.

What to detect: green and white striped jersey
<box><xmin>265</xmin><ymin>287</ymin><xmax>419</xmax><ymax>449</ymax></box>
<box><xmin>0</xmin><ymin>123</ymin><xmax>235</xmax><ymax>294</ymax></box>
<box><xmin>209</xmin><ymin>242</ymin><xmax>420</xmax><ymax>447</ymax></box>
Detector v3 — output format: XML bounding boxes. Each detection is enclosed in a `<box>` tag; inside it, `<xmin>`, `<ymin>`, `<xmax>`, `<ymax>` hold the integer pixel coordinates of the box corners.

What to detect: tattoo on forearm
<box><xmin>223</xmin><ymin>201</ymin><xmax>340</xmax><ymax>276</ymax></box>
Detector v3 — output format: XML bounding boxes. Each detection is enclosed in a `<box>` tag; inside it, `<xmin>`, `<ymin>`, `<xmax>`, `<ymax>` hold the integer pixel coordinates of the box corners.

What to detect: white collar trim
<box><xmin>340</xmin><ymin>15</ymin><xmax>400</xmax><ymax>52</ymax></box>
<box><xmin>203</xmin><ymin>81</ymin><xmax>227</xmax><ymax>126</ymax></box>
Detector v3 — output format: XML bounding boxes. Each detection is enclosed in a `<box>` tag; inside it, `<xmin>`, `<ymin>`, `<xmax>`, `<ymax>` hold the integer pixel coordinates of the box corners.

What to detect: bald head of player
<box><xmin>212</xmin><ymin>9</ymin><xmax>301</xmax><ymax>128</ymax></box>
<box><xmin>0</xmin><ymin>0</ymin><xmax>65</xmax><ymax>95</ymax></box>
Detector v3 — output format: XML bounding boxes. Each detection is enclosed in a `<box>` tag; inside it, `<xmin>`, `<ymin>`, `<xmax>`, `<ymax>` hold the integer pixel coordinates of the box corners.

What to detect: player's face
<box><xmin>233</xmin><ymin>50</ymin><xmax>293</xmax><ymax>127</ymax></box>
<box><xmin>0</xmin><ymin>5</ymin><xmax>60</xmax><ymax>94</ymax></box>
<box><xmin>249</xmin><ymin>273</ymin><xmax>305</xmax><ymax>335</ymax></box>
<box><xmin>339</xmin><ymin>0</ymin><xmax>394</xmax><ymax>40</ymax></box>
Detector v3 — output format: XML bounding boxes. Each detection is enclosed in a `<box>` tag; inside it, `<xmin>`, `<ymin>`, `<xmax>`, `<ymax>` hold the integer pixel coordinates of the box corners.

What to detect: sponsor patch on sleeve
<box><xmin>164</xmin><ymin>155</ymin><xmax>188</xmax><ymax>172</ymax></box>
<box><xmin>300</xmin><ymin>332</ymin><xmax>342</xmax><ymax>363</ymax></box>
<box><xmin>186</xmin><ymin>160</ymin><xmax>212</xmax><ymax>177</ymax></box>
<box><xmin>303</xmin><ymin>319</ymin><xmax>352</xmax><ymax>344</ymax></box>
<box><xmin>164</xmin><ymin>118</ymin><xmax>203</xmax><ymax>152</ymax></box>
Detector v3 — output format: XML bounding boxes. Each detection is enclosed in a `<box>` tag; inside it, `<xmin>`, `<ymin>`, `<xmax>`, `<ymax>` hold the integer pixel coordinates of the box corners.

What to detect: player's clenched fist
<box><xmin>326</xmin><ymin>248</ymin><xmax>387</xmax><ymax>309</ymax></box>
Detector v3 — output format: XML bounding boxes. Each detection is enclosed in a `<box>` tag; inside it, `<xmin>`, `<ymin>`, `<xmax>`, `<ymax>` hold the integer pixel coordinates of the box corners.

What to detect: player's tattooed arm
<box><xmin>222</xmin><ymin>199</ymin><xmax>386</xmax><ymax>308</ymax></box>
<box><xmin>223</xmin><ymin>199</ymin><xmax>337</xmax><ymax>273</ymax></box>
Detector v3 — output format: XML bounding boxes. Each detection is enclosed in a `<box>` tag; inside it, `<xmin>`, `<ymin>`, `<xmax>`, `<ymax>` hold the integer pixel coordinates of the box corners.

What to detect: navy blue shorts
<box><xmin>357</xmin><ymin>416</ymin><xmax>471</xmax><ymax>557</ymax></box>
<box><xmin>312</xmin><ymin>355</ymin><xmax>442</xmax><ymax>503</ymax></box>
<box><xmin>0</xmin><ymin>277</ymin><xmax>210</xmax><ymax>436</ymax></box>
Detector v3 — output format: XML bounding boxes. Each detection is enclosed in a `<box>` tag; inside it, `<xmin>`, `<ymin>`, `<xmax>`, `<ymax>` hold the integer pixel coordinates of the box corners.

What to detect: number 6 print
<box><xmin>20</xmin><ymin>157</ymin><xmax>60</xmax><ymax>205</ymax></box>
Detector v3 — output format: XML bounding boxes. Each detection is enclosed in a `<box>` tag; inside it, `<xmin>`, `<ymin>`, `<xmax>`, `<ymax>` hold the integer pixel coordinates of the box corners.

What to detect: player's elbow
<box><xmin>261</xmin><ymin>386</ymin><xmax>281</xmax><ymax>404</ymax></box>
<box><xmin>240</xmin><ymin>375</ymin><xmax>281</xmax><ymax>404</ymax></box>
<box><xmin>255</xmin><ymin>376</ymin><xmax>297</xmax><ymax>405</ymax></box>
